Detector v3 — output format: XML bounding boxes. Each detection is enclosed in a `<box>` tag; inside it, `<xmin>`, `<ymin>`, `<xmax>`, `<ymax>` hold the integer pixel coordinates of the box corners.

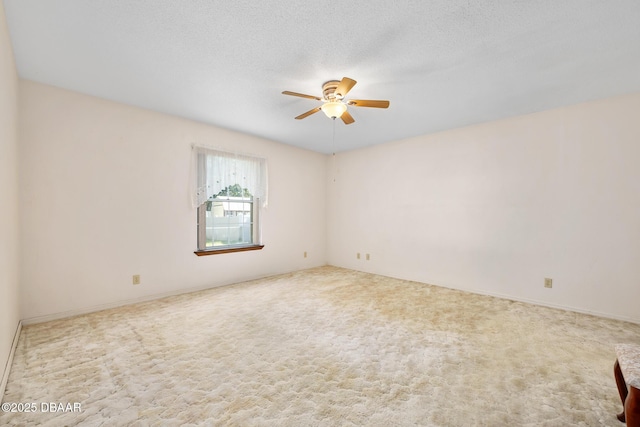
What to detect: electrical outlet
<box><xmin>133</xmin><ymin>275</ymin><xmax>141</xmax><ymax>285</ymax></box>
<box><xmin>303</xmin><ymin>251</ymin><xmax>307</xmax><ymax>258</ymax></box>
<box><xmin>366</xmin><ymin>253</ymin><xmax>370</xmax><ymax>261</ymax></box>
<box><xmin>544</xmin><ymin>278</ymin><xmax>552</xmax><ymax>288</ymax></box>
<box><xmin>357</xmin><ymin>253</ymin><xmax>360</xmax><ymax>259</ymax></box>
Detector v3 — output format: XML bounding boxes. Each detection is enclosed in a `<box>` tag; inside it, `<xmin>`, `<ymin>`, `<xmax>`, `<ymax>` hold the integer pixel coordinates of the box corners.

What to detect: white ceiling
<box><xmin>4</xmin><ymin>0</ymin><xmax>640</xmax><ymax>153</ymax></box>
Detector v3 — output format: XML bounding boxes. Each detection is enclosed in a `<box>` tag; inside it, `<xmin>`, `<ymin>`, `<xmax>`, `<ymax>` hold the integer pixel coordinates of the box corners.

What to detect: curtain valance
<box><xmin>191</xmin><ymin>146</ymin><xmax>268</xmax><ymax>208</ymax></box>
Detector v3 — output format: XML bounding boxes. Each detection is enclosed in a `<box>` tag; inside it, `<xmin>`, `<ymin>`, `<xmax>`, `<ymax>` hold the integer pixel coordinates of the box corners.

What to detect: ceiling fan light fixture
<box><xmin>283</xmin><ymin>77</ymin><xmax>389</xmax><ymax>124</ymax></box>
<box><xmin>321</xmin><ymin>101</ymin><xmax>347</xmax><ymax>118</ymax></box>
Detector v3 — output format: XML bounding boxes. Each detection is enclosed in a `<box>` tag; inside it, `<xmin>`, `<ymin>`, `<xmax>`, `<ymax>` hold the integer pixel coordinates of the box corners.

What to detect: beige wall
<box><xmin>10</xmin><ymin>40</ymin><xmax>640</xmax><ymax>326</ymax></box>
<box><xmin>327</xmin><ymin>93</ymin><xmax>640</xmax><ymax>323</ymax></box>
<box><xmin>0</xmin><ymin>1</ymin><xmax>20</xmax><ymax>389</ymax></box>
<box><xmin>17</xmin><ymin>82</ymin><xmax>640</xmax><ymax>324</ymax></box>
<box><xmin>18</xmin><ymin>80</ymin><xmax>326</xmax><ymax>321</ymax></box>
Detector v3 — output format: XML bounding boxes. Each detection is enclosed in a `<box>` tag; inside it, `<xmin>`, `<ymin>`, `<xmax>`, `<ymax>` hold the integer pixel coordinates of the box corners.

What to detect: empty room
<box><xmin>1</xmin><ymin>1</ymin><xmax>640</xmax><ymax>426</ymax></box>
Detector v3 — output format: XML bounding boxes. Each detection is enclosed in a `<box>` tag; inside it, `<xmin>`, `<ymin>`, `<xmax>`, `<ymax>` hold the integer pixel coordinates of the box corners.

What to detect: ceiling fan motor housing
<box><xmin>322</xmin><ymin>80</ymin><xmax>341</xmax><ymax>100</ymax></box>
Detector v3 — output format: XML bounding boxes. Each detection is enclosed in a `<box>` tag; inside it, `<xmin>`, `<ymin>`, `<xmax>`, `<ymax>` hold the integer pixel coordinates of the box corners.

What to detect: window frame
<box><xmin>192</xmin><ymin>147</ymin><xmax>266</xmax><ymax>256</ymax></box>
<box><xmin>195</xmin><ymin>195</ymin><xmax>263</xmax><ymax>256</ymax></box>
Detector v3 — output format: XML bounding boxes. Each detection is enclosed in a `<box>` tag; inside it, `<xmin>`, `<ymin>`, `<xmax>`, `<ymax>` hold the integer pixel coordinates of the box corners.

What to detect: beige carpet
<box><xmin>2</xmin><ymin>266</ymin><xmax>639</xmax><ymax>426</ymax></box>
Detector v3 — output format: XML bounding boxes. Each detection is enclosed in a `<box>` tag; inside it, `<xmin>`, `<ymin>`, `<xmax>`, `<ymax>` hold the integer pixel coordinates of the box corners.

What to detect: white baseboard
<box><xmin>21</xmin><ymin>266</ymin><xmax>316</xmax><ymax>325</ymax></box>
<box><xmin>345</xmin><ymin>265</ymin><xmax>640</xmax><ymax>325</ymax></box>
<box><xmin>21</xmin><ymin>265</ymin><xmax>639</xmax><ymax>327</ymax></box>
<box><xmin>1</xmin><ymin>321</ymin><xmax>22</xmax><ymax>403</ymax></box>
<box><xmin>469</xmin><ymin>288</ymin><xmax>640</xmax><ymax>325</ymax></box>
<box><xmin>418</xmin><ymin>277</ymin><xmax>640</xmax><ymax>325</ymax></box>
<box><xmin>21</xmin><ymin>283</ymin><xmax>247</xmax><ymax>326</ymax></box>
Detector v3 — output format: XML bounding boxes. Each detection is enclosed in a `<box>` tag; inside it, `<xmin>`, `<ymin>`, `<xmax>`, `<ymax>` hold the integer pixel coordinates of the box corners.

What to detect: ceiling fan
<box><xmin>282</xmin><ymin>77</ymin><xmax>390</xmax><ymax>125</ymax></box>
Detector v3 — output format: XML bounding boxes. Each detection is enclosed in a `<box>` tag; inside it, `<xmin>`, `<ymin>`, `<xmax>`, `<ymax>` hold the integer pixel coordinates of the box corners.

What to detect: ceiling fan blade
<box><xmin>347</xmin><ymin>99</ymin><xmax>390</xmax><ymax>108</ymax></box>
<box><xmin>334</xmin><ymin>77</ymin><xmax>357</xmax><ymax>99</ymax></box>
<box><xmin>340</xmin><ymin>110</ymin><xmax>355</xmax><ymax>125</ymax></box>
<box><xmin>282</xmin><ymin>91</ymin><xmax>322</xmax><ymax>101</ymax></box>
<box><xmin>295</xmin><ymin>107</ymin><xmax>321</xmax><ymax>120</ymax></box>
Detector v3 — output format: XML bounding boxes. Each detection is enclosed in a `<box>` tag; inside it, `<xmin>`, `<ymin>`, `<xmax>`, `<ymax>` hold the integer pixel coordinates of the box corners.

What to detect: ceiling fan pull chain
<box><xmin>332</xmin><ymin>118</ymin><xmax>337</xmax><ymax>183</ymax></box>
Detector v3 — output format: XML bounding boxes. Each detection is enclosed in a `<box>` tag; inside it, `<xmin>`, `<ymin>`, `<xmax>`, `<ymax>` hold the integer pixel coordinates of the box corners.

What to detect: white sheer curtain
<box><xmin>190</xmin><ymin>146</ymin><xmax>268</xmax><ymax>208</ymax></box>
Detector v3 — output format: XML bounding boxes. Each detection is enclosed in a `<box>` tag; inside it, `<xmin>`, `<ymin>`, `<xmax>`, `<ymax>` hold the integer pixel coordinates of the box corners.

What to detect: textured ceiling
<box><xmin>4</xmin><ymin>0</ymin><xmax>640</xmax><ymax>153</ymax></box>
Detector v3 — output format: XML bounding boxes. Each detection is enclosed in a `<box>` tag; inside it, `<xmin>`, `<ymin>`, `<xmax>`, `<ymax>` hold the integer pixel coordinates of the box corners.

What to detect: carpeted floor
<box><xmin>2</xmin><ymin>266</ymin><xmax>639</xmax><ymax>426</ymax></box>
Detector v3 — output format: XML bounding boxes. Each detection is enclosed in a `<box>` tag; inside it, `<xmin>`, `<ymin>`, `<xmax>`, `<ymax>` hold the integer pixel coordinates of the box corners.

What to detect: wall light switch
<box><xmin>133</xmin><ymin>275</ymin><xmax>141</xmax><ymax>285</ymax></box>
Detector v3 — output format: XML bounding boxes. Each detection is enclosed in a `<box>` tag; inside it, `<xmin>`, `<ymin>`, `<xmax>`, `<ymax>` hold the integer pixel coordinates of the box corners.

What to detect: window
<box><xmin>198</xmin><ymin>185</ymin><xmax>256</xmax><ymax>249</ymax></box>
<box><xmin>191</xmin><ymin>147</ymin><xmax>267</xmax><ymax>255</ymax></box>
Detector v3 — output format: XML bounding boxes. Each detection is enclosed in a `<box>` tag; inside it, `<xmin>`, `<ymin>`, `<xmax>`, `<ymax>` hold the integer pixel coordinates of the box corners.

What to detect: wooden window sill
<box><xmin>194</xmin><ymin>245</ymin><xmax>265</xmax><ymax>256</ymax></box>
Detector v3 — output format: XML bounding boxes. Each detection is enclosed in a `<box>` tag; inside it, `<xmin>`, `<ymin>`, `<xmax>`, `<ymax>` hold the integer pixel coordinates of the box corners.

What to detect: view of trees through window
<box><xmin>204</xmin><ymin>184</ymin><xmax>254</xmax><ymax>247</ymax></box>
